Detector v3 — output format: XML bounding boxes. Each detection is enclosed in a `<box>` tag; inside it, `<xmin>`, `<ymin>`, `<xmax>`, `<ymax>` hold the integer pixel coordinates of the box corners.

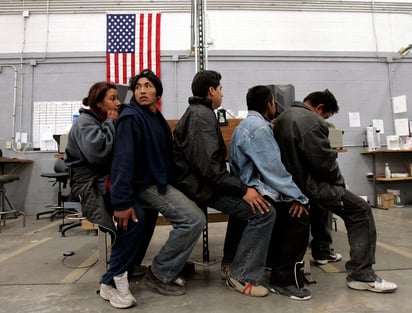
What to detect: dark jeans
<box><xmin>101</xmin><ymin>203</ymin><xmax>148</xmax><ymax>285</ymax></box>
<box><xmin>316</xmin><ymin>189</ymin><xmax>378</xmax><ymax>282</ymax></box>
<box><xmin>267</xmin><ymin>202</ymin><xmax>310</xmax><ymax>287</ymax></box>
<box><xmin>134</xmin><ymin>208</ymin><xmax>158</xmax><ymax>266</ymax></box>
<box><xmin>310</xmin><ymin>203</ymin><xmax>334</xmax><ymax>260</ymax></box>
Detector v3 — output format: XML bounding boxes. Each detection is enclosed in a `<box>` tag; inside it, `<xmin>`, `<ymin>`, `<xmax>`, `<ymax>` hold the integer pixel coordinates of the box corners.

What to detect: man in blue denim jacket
<box><xmin>230</xmin><ymin>85</ymin><xmax>311</xmax><ymax>301</ymax></box>
<box><xmin>173</xmin><ymin>70</ymin><xmax>276</xmax><ymax>297</ymax></box>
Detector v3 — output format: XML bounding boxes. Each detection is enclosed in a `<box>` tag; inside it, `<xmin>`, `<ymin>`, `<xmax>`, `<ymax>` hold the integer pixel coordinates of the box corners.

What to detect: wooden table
<box><xmin>0</xmin><ymin>156</ymin><xmax>34</xmax><ymax>167</ymax></box>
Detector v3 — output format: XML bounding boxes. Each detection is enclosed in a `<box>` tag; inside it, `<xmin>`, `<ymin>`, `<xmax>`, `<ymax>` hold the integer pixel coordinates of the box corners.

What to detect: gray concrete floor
<box><xmin>0</xmin><ymin>206</ymin><xmax>411</xmax><ymax>313</ymax></box>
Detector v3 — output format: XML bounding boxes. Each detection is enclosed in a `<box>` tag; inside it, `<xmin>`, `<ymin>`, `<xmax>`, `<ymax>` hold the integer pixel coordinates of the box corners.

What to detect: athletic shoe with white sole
<box><xmin>226</xmin><ymin>273</ymin><xmax>269</xmax><ymax>297</ymax></box>
<box><xmin>314</xmin><ymin>253</ymin><xmax>342</xmax><ymax>265</ymax></box>
<box><xmin>100</xmin><ymin>280</ymin><xmax>136</xmax><ymax>309</ymax></box>
<box><xmin>99</xmin><ymin>283</ymin><xmax>117</xmax><ymax>301</ymax></box>
<box><xmin>269</xmin><ymin>284</ymin><xmax>312</xmax><ymax>301</ymax></box>
<box><xmin>347</xmin><ymin>277</ymin><xmax>397</xmax><ymax>293</ymax></box>
<box><xmin>220</xmin><ymin>265</ymin><xmax>229</xmax><ymax>280</ymax></box>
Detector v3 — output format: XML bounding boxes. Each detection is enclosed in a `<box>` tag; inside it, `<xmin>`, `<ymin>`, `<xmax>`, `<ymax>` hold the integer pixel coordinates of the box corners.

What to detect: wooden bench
<box><xmin>156</xmin><ymin>118</ymin><xmax>243</xmax><ymax>264</ymax></box>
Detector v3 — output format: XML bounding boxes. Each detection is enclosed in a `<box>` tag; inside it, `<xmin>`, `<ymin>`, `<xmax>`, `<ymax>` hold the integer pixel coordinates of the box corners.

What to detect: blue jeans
<box><xmin>317</xmin><ymin>189</ymin><xmax>378</xmax><ymax>282</ymax></box>
<box><xmin>207</xmin><ymin>194</ymin><xmax>276</xmax><ymax>285</ymax></box>
<box><xmin>101</xmin><ymin>202</ymin><xmax>147</xmax><ymax>285</ymax></box>
<box><xmin>222</xmin><ymin>216</ymin><xmax>246</xmax><ymax>265</ymax></box>
<box><xmin>136</xmin><ymin>184</ymin><xmax>206</xmax><ymax>283</ymax></box>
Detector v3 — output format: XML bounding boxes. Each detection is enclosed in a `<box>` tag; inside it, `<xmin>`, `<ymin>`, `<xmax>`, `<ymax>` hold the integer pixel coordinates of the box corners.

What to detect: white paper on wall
<box><xmin>394</xmin><ymin>118</ymin><xmax>410</xmax><ymax>136</ymax></box>
<box><xmin>15</xmin><ymin>132</ymin><xmax>28</xmax><ymax>143</ymax></box>
<box><xmin>348</xmin><ymin>112</ymin><xmax>361</xmax><ymax>127</ymax></box>
<box><xmin>372</xmin><ymin>119</ymin><xmax>384</xmax><ymax>134</ymax></box>
<box><xmin>392</xmin><ymin>95</ymin><xmax>407</xmax><ymax>113</ymax></box>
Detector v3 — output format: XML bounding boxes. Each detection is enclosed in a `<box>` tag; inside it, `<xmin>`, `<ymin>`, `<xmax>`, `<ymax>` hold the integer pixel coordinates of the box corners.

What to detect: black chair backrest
<box><xmin>54</xmin><ymin>158</ymin><xmax>68</xmax><ymax>173</ymax></box>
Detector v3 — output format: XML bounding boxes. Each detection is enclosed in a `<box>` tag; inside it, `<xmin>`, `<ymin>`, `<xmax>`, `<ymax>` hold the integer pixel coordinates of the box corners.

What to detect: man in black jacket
<box><xmin>173</xmin><ymin>70</ymin><xmax>276</xmax><ymax>297</ymax></box>
<box><xmin>273</xmin><ymin>89</ymin><xmax>397</xmax><ymax>293</ymax></box>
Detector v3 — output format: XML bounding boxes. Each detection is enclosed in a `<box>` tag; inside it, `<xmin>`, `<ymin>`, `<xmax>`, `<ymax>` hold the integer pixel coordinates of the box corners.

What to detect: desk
<box><xmin>0</xmin><ymin>157</ymin><xmax>34</xmax><ymax>179</ymax></box>
<box><xmin>0</xmin><ymin>157</ymin><xmax>33</xmax><ymax>168</ymax></box>
<box><xmin>0</xmin><ymin>157</ymin><xmax>33</xmax><ymax>227</ymax></box>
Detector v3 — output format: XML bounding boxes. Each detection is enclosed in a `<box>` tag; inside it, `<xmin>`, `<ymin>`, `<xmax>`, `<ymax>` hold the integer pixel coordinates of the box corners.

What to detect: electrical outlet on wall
<box><xmin>6</xmin><ymin>141</ymin><xmax>12</xmax><ymax>150</ymax></box>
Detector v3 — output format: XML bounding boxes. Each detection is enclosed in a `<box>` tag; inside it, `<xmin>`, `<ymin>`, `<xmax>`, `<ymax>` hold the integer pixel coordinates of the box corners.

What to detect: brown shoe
<box><xmin>143</xmin><ymin>266</ymin><xmax>186</xmax><ymax>296</ymax></box>
<box><xmin>132</xmin><ymin>264</ymin><xmax>147</xmax><ymax>278</ymax></box>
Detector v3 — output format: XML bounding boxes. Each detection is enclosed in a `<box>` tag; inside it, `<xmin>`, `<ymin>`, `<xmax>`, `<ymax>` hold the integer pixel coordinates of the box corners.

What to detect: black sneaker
<box><xmin>143</xmin><ymin>266</ymin><xmax>186</xmax><ymax>296</ymax></box>
<box><xmin>314</xmin><ymin>253</ymin><xmax>342</xmax><ymax>265</ymax></box>
<box><xmin>269</xmin><ymin>285</ymin><xmax>312</xmax><ymax>301</ymax></box>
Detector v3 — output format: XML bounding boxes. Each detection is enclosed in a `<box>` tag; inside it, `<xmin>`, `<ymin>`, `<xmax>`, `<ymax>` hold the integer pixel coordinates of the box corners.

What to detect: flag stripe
<box><xmin>147</xmin><ymin>13</ymin><xmax>153</xmax><ymax>71</ymax></box>
<box><xmin>122</xmin><ymin>54</ymin><xmax>127</xmax><ymax>84</ymax></box>
<box><xmin>155</xmin><ymin>13</ymin><xmax>161</xmax><ymax>78</ymax></box>
<box><xmin>138</xmin><ymin>14</ymin><xmax>144</xmax><ymax>73</ymax></box>
<box><xmin>114</xmin><ymin>54</ymin><xmax>119</xmax><ymax>83</ymax></box>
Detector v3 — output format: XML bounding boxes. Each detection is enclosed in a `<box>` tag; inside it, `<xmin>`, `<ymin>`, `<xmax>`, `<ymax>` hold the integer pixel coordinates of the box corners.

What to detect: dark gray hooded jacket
<box><xmin>273</xmin><ymin>102</ymin><xmax>346</xmax><ymax>207</ymax></box>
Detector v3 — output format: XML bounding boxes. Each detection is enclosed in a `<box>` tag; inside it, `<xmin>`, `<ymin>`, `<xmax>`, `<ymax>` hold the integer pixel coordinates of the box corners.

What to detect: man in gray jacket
<box><xmin>273</xmin><ymin>89</ymin><xmax>397</xmax><ymax>293</ymax></box>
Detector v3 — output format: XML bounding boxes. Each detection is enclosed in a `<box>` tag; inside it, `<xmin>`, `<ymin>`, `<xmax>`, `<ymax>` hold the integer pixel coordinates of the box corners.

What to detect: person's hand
<box><xmin>242</xmin><ymin>187</ymin><xmax>271</xmax><ymax>215</ymax></box>
<box><xmin>113</xmin><ymin>207</ymin><xmax>138</xmax><ymax>231</ymax></box>
<box><xmin>107</xmin><ymin>109</ymin><xmax>119</xmax><ymax>121</ymax></box>
<box><xmin>288</xmin><ymin>201</ymin><xmax>309</xmax><ymax>218</ymax></box>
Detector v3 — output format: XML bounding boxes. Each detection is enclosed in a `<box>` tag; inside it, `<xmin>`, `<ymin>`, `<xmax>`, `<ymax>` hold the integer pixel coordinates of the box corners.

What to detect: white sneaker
<box><xmin>347</xmin><ymin>277</ymin><xmax>397</xmax><ymax>293</ymax></box>
<box><xmin>99</xmin><ymin>283</ymin><xmax>118</xmax><ymax>301</ymax></box>
<box><xmin>111</xmin><ymin>271</ymin><xmax>137</xmax><ymax>308</ymax></box>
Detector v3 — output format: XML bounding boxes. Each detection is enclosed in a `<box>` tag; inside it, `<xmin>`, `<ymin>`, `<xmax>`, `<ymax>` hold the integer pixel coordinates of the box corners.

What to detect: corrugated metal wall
<box><xmin>0</xmin><ymin>0</ymin><xmax>411</xmax><ymax>14</ymax></box>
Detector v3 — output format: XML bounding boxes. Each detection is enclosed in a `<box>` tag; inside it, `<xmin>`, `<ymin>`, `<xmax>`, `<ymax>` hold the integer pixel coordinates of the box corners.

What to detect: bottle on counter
<box><xmin>384</xmin><ymin>163</ymin><xmax>391</xmax><ymax>179</ymax></box>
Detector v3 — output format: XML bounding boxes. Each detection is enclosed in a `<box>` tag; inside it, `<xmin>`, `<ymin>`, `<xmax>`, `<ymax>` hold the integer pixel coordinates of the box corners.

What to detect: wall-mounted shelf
<box><xmin>367</xmin><ymin>176</ymin><xmax>412</xmax><ymax>182</ymax></box>
<box><xmin>360</xmin><ymin>150</ymin><xmax>412</xmax><ymax>155</ymax></box>
<box><xmin>361</xmin><ymin>149</ymin><xmax>412</xmax><ymax>207</ymax></box>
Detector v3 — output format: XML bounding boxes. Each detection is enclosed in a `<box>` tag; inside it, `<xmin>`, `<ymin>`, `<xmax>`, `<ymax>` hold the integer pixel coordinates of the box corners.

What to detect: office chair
<box><xmin>0</xmin><ymin>174</ymin><xmax>20</xmax><ymax>232</ymax></box>
<box><xmin>37</xmin><ymin>158</ymin><xmax>76</xmax><ymax>220</ymax></box>
<box><xmin>60</xmin><ymin>212</ymin><xmax>83</xmax><ymax>236</ymax></box>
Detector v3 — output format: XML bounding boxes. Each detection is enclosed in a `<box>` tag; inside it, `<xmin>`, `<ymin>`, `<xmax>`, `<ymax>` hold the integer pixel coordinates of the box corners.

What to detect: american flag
<box><xmin>106</xmin><ymin>13</ymin><xmax>161</xmax><ymax>85</ymax></box>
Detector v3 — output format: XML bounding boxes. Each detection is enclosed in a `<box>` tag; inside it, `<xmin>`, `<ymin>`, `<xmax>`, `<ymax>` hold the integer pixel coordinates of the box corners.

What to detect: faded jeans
<box><xmin>207</xmin><ymin>194</ymin><xmax>276</xmax><ymax>285</ymax></box>
<box><xmin>136</xmin><ymin>184</ymin><xmax>206</xmax><ymax>283</ymax></box>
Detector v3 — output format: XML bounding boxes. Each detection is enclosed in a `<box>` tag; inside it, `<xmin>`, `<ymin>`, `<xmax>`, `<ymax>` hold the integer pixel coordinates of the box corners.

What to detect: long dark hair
<box><xmin>82</xmin><ymin>81</ymin><xmax>117</xmax><ymax>111</ymax></box>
